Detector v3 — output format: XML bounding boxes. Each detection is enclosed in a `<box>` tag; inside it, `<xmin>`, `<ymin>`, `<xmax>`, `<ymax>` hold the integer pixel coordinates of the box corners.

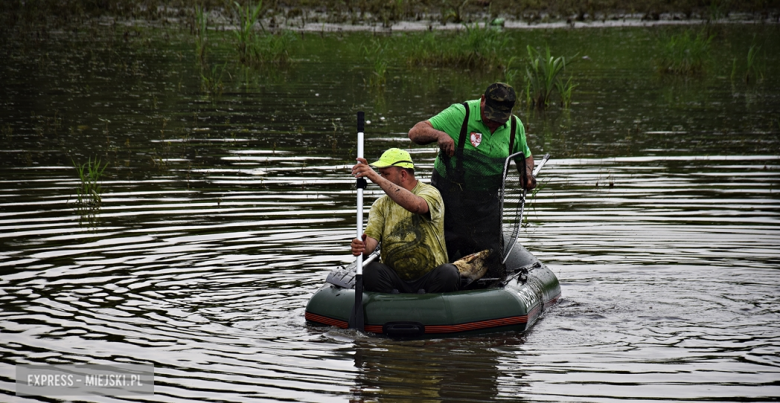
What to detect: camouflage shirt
<box><xmin>364</xmin><ymin>181</ymin><xmax>448</xmax><ymax>281</ymax></box>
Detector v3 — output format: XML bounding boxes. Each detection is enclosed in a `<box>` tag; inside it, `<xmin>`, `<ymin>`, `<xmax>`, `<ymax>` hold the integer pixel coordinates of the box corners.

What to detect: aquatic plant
<box><xmin>525</xmin><ymin>45</ymin><xmax>575</xmax><ymax>109</ymax></box>
<box><xmin>250</xmin><ymin>30</ymin><xmax>297</xmax><ymax>66</ymax></box>
<box><xmin>502</xmin><ymin>56</ymin><xmax>522</xmax><ymax>87</ymax></box>
<box><xmin>403</xmin><ymin>22</ymin><xmax>507</xmax><ymax>69</ymax></box>
<box><xmin>232</xmin><ymin>0</ymin><xmax>296</xmax><ymax>68</ymax></box>
<box><xmin>463</xmin><ymin>22</ymin><xmax>507</xmax><ymax>67</ymax></box>
<box><xmin>745</xmin><ymin>44</ymin><xmax>764</xmax><ymax>84</ymax></box>
<box><xmin>363</xmin><ymin>38</ymin><xmax>389</xmax><ymax>88</ymax></box>
<box><xmin>555</xmin><ymin>75</ymin><xmax>577</xmax><ymax>108</ymax></box>
<box><xmin>200</xmin><ymin>62</ymin><xmax>227</xmax><ymax>97</ymax></box>
<box><xmin>73</xmin><ymin>157</ymin><xmax>108</xmax><ymax>209</ymax></box>
<box><xmin>195</xmin><ymin>4</ymin><xmax>208</xmax><ymax>65</ymax></box>
<box><xmin>234</xmin><ymin>0</ymin><xmax>265</xmax><ymax>65</ymax></box>
<box><xmin>657</xmin><ymin>30</ymin><xmax>713</xmax><ymax>76</ymax></box>
<box><xmin>523</xmin><ymin>180</ymin><xmax>547</xmax><ymax>227</ymax></box>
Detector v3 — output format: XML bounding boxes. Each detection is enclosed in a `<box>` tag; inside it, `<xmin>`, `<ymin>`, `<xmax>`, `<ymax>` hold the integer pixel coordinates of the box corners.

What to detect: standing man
<box><xmin>351</xmin><ymin>148</ymin><xmax>460</xmax><ymax>294</ymax></box>
<box><xmin>408</xmin><ymin>82</ymin><xmax>536</xmax><ymax>268</ymax></box>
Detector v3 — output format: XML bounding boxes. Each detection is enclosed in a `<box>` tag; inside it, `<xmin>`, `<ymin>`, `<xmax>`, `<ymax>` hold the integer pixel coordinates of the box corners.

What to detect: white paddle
<box><xmin>348</xmin><ymin>112</ymin><xmax>366</xmax><ymax>331</ymax></box>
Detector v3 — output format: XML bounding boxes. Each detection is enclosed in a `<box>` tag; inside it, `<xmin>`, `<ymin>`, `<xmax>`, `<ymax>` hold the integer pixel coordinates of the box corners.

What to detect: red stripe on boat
<box><xmin>305</xmin><ymin>312</ymin><xmax>348</xmax><ymax>329</ymax></box>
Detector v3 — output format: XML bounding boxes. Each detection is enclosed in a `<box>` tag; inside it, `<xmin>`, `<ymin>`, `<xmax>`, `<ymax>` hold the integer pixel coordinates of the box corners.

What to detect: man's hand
<box><xmin>352</xmin><ymin>157</ymin><xmax>379</xmax><ymax>183</ymax></box>
<box><xmin>524</xmin><ymin>174</ymin><xmax>537</xmax><ymax>191</ymax></box>
<box><xmin>351</xmin><ymin>234</ymin><xmax>378</xmax><ymax>257</ymax></box>
<box><xmin>523</xmin><ymin>155</ymin><xmax>536</xmax><ymax>190</ymax></box>
<box><xmin>437</xmin><ymin>132</ymin><xmax>455</xmax><ymax>157</ymax></box>
<box><xmin>351</xmin><ymin>234</ymin><xmax>367</xmax><ymax>256</ymax></box>
<box><xmin>409</xmin><ymin>121</ymin><xmax>455</xmax><ymax>157</ymax></box>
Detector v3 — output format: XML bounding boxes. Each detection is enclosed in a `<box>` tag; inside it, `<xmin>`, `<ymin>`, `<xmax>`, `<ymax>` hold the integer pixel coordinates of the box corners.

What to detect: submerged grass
<box><xmin>249</xmin><ymin>30</ymin><xmax>297</xmax><ymax>66</ymax></box>
<box><xmin>201</xmin><ymin>62</ymin><xmax>228</xmax><ymax>97</ymax></box>
<box><xmin>554</xmin><ymin>75</ymin><xmax>577</xmax><ymax>108</ymax></box>
<box><xmin>523</xmin><ymin>45</ymin><xmax>577</xmax><ymax>109</ymax></box>
<box><xmin>363</xmin><ymin>38</ymin><xmax>389</xmax><ymax>88</ymax></box>
<box><xmin>402</xmin><ymin>22</ymin><xmax>508</xmax><ymax>69</ymax></box>
<box><xmin>73</xmin><ymin>157</ymin><xmax>108</xmax><ymax>208</ymax></box>
<box><xmin>657</xmin><ymin>29</ymin><xmax>714</xmax><ymax>76</ymax></box>
<box><xmin>745</xmin><ymin>44</ymin><xmax>764</xmax><ymax>83</ymax></box>
<box><xmin>233</xmin><ymin>0</ymin><xmax>265</xmax><ymax>65</ymax></box>
<box><xmin>195</xmin><ymin>4</ymin><xmax>208</xmax><ymax>65</ymax></box>
<box><xmin>231</xmin><ymin>0</ymin><xmax>296</xmax><ymax>68</ymax></box>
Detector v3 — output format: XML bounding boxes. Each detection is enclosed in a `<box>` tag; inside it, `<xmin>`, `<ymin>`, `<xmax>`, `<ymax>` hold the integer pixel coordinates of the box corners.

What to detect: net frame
<box><xmin>499</xmin><ymin>151</ymin><xmax>527</xmax><ymax>264</ymax></box>
<box><xmin>500</xmin><ymin>153</ymin><xmax>550</xmax><ymax>263</ymax></box>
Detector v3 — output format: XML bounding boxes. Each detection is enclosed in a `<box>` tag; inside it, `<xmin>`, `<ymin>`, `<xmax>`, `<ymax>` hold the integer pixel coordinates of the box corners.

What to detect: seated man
<box><xmin>350</xmin><ymin>148</ymin><xmax>460</xmax><ymax>294</ymax></box>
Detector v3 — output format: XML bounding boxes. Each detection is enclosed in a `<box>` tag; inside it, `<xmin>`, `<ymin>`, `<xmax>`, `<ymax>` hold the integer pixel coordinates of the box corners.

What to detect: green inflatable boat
<box><xmin>305</xmin><ymin>240</ymin><xmax>561</xmax><ymax>338</ymax></box>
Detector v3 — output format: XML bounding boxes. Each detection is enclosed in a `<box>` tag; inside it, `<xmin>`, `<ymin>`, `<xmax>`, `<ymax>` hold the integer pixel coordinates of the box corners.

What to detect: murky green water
<box><xmin>1</xmin><ymin>22</ymin><xmax>779</xmax><ymax>401</ymax></box>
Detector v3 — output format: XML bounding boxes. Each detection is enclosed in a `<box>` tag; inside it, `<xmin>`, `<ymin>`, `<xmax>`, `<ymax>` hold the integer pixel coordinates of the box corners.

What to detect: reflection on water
<box><xmin>352</xmin><ymin>338</ymin><xmax>511</xmax><ymax>401</ymax></box>
<box><xmin>1</xmin><ymin>23</ymin><xmax>779</xmax><ymax>402</ymax></box>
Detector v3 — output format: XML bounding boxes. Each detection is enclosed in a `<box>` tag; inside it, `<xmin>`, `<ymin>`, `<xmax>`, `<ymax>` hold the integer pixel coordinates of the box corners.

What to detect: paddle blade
<box><xmin>348</xmin><ymin>274</ymin><xmax>365</xmax><ymax>331</ymax></box>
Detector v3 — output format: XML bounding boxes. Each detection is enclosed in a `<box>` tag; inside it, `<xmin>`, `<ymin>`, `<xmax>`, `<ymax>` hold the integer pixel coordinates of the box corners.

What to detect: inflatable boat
<box><xmin>305</xmin><ymin>239</ymin><xmax>561</xmax><ymax>338</ymax></box>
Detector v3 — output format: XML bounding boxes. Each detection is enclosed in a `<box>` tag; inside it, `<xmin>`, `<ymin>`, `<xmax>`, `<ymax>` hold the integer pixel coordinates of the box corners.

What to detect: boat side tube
<box><xmin>305</xmin><ymin>241</ymin><xmax>560</xmax><ymax>338</ymax></box>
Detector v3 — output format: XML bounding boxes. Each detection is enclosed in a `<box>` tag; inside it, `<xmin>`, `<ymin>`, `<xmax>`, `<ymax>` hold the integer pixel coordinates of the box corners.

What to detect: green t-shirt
<box><xmin>429</xmin><ymin>99</ymin><xmax>531</xmax><ymax>191</ymax></box>
<box><xmin>364</xmin><ymin>181</ymin><xmax>448</xmax><ymax>281</ymax></box>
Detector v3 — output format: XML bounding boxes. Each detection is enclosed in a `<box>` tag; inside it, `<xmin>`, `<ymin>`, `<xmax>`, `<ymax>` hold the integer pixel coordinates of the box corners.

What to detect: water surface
<box><xmin>1</xmin><ymin>22</ymin><xmax>779</xmax><ymax>401</ymax></box>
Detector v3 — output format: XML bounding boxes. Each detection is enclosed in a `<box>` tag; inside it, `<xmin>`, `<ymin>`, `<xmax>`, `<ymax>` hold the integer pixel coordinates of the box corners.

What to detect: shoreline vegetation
<box><xmin>2</xmin><ymin>1</ymin><xmax>775</xmax><ymax>110</ymax></box>
<box><xmin>3</xmin><ymin>0</ymin><xmax>779</xmax><ymax>34</ymax></box>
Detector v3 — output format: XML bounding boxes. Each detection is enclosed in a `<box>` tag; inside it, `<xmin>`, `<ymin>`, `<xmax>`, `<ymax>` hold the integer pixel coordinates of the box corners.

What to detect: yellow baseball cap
<box><xmin>370</xmin><ymin>148</ymin><xmax>415</xmax><ymax>169</ymax></box>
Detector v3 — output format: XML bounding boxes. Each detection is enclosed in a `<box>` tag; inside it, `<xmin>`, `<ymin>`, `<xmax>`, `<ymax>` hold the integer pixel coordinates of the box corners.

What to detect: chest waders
<box><xmin>431</xmin><ymin>102</ymin><xmax>516</xmax><ymax>274</ymax></box>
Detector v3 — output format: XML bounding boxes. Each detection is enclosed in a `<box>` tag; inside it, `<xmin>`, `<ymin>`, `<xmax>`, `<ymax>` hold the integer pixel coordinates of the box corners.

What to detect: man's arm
<box><xmin>374</xmin><ymin>175</ymin><xmax>430</xmax><ymax>214</ymax></box>
<box><xmin>408</xmin><ymin>121</ymin><xmax>455</xmax><ymax>157</ymax></box>
<box><xmin>352</xmin><ymin>158</ymin><xmax>429</xmax><ymax>215</ymax></box>
<box><xmin>524</xmin><ymin>155</ymin><xmax>536</xmax><ymax>190</ymax></box>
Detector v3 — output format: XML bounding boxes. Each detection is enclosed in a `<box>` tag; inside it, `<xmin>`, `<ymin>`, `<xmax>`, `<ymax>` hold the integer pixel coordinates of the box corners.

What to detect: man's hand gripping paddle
<box><xmin>348</xmin><ymin>112</ymin><xmax>367</xmax><ymax>332</ymax></box>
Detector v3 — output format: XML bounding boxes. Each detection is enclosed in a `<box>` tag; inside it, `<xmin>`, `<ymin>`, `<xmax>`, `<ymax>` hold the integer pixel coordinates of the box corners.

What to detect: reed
<box><xmin>401</xmin><ymin>31</ymin><xmax>441</xmax><ymax>66</ymax></box>
<box><xmin>745</xmin><ymin>44</ymin><xmax>764</xmax><ymax>83</ymax></box>
<box><xmin>363</xmin><ymin>38</ymin><xmax>388</xmax><ymax>88</ymax></box>
<box><xmin>525</xmin><ymin>45</ymin><xmax>574</xmax><ymax>109</ymax></box>
<box><xmin>73</xmin><ymin>157</ymin><xmax>108</xmax><ymax>208</ymax></box>
<box><xmin>195</xmin><ymin>4</ymin><xmax>208</xmax><ymax>65</ymax></box>
<box><xmin>200</xmin><ymin>62</ymin><xmax>227</xmax><ymax>96</ymax></box>
<box><xmin>462</xmin><ymin>22</ymin><xmax>507</xmax><ymax>68</ymax></box>
<box><xmin>250</xmin><ymin>30</ymin><xmax>297</xmax><ymax>66</ymax></box>
<box><xmin>233</xmin><ymin>0</ymin><xmax>296</xmax><ymax>68</ymax></box>
<box><xmin>234</xmin><ymin>0</ymin><xmax>265</xmax><ymax>65</ymax></box>
<box><xmin>657</xmin><ymin>30</ymin><xmax>713</xmax><ymax>76</ymax></box>
<box><xmin>402</xmin><ymin>22</ymin><xmax>507</xmax><ymax>69</ymax></box>
<box><xmin>555</xmin><ymin>75</ymin><xmax>577</xmax><ymax>108</ymax></box>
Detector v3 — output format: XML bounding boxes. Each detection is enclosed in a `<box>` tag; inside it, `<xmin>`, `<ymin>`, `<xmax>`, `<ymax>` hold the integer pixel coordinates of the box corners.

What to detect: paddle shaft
<box><xmin>349</xmin><ymin>112</ymin><xmax>366</xmax><ymax>331</ymax></box>
<box><xmin>356</xmin><ymin>120</ymin><xmax>365</xmax><ymax>275</ymax></box>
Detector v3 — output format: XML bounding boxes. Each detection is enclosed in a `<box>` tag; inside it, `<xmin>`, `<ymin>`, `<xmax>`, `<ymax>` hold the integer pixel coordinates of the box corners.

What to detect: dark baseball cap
<box><xmin>483</xmin><ymin>82</ymin><xmax>516</xmax><ymax>124</ymax></box>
